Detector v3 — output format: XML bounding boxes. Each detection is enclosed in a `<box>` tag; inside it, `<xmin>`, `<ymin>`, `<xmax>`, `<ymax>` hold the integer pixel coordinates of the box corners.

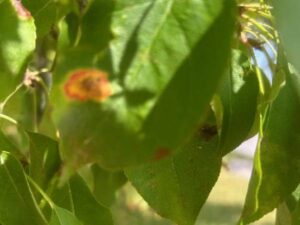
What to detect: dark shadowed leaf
<box><xmin>292</xmin><ymin>198</ymin><xmax>300</xmax><ymax>225</ymax></box>
<box><xmin>49</xmin><ymin>206</ymin><xmax>83</xmax><ymax>225</ymax></box>
<box><xmin>69</xmin><ymin>174</ymin><xmax>114</xmax><ymax>225</ymax></box>
<box><xmin>28</xmin><ymin>132</ymin><xmax>60</xmax><ymax>189</ymax></box>
<box><xmin>219</xmin><ymin>50</ymin><xmax>259</xmax><ymax>155</ymax></box>
<box><xmin>0</xmin><ymin>151</ymin><xmax>47</xmax><ymax>225</ymax></box>
<box><xmin>0</xmin><ymin>130</ymin><xmax>19</xmax><ymax>155</ymax></box>
<box><xmin>239</xmin><ymin>58</ymin><xmax>300</xmax><ymax>224</ymax></box>
<box><xmin>91</xmin><ymin>164</ymin><xmax>127</xmax><ymax>207</ymax></box>
<box><xmin>276</xmin><ymin>203</ymin><xmax>292</xmax><ymax>225</ymax></box>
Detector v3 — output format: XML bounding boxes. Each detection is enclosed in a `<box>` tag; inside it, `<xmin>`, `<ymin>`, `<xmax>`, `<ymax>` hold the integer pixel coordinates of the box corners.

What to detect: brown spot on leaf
<box><xmin>153</xmin><ymin>148</ymin><xmax>171</xmax><ymax>161</ymax></box>
<box><xmin>199</xmin><ymin>124</ymin><xmax>218</xmax><ymax>141</ymax></box>
<box><xmin>12</xmin><ymin>0</ymin><xmax>31</xmax><ymax>19</ymax></box>
<box><xmin>64</xmin><ymin>69</ymin><xmax>112</xmax><ymax>102</ymax></box>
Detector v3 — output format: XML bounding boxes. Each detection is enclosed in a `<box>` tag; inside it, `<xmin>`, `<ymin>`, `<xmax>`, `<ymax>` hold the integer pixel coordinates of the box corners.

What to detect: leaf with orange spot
<box><xmin>64</xmin><ymin>69</ymin><xmax>112</xmax><ymax>102</ymax></box>
<box><xmin>126</xmin><ymin>121</ymin><xmax>222</xmax><ymax>225</ymax></box>
<box><xmin>50</xmin><ymin>0</ymin><xmax>235</xmax><ymax>172</ymax></box>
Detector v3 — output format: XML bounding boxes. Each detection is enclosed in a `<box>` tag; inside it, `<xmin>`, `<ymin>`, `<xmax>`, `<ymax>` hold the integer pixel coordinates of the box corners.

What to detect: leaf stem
<box><xmin>251</xmin><ymin>49</ymin><xmax>266</xmax><ymax>95</ymax></box>
<box><xmin>0</xmin><ymin>83</ymin><xmax>24</xmax><ymax>113</ymax></box>
<box><xmin>0</xmin><ymin>114</ymin><xmax>18</xmax><ymax>125</ymax></box>
<box><xmin>27</xmin><ymin>175</ymin><xmax>55</xmax><ymax>209</ymax></box>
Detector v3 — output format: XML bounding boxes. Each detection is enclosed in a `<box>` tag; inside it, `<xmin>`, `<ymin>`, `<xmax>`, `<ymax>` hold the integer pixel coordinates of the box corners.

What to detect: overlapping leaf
<box><xmin>273</xmin><ymin>0</ymin><xmax>300</xmax><ymax>72</ymax></box>
<box><xmin>219</xmin><ymin>50</ymin><xmax>259</xmax><ymax>155</ymax></box>
<box><xmin>47</xmin><ymin>174</ymin><xmax>114</xmax><ymax>225</ymax></box>
<box><xmin>91</xmin><ymin>165</ymin><xmax>127</xmax><ymax>207</ymax></box>
<box><xmin>22</xmin><ymin>0</ymin><xmax>57</xmax><ymax>37</ymax></box>
<box><xmin>49</xmin><ymin>206</ymin><xmax>83</xmax><ymax>225</ymax></box>
<box><xmin>126</xmin><ymin>114</ymin><xmax>221</xmax><ymax>225</ymax></box>
<box><xmin>51</xmin><ymin>0</ymin><xmax>236</xmax><ymax>171</ymax></box>
<box><xmin>28</xmin><ymin>132</ymin><xmax>60</xmax><ymax>189</ymax></box>
<box><xmin>69</xmin><ymin>174</ymin><xmax>114</xmax><ymax>225</ymax></box>
<box><xmin>0</xmin><ymin>131</ymin><xmax>19</xmax><ymax>155</ymax></box>
<box><xmin>239</xmin><ymin>62</ymin><xmax>300</xmax><ymax>224</ymax></box>
<box><xmin>0</xmin><ymin>151</ymin><xmax>47</xmax><ymax>225</ymax></box>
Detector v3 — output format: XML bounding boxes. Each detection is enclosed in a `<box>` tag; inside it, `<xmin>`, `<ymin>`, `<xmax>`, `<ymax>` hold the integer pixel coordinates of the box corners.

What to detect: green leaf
<box><xmin>49</xmin><ymin>206</ymin><xmax>83</xmax><ymax>225</ymax></box>
<box><xmin>28</xmin><ymin>132</ymin><xmax>60</xmax><ymax>189</ymax></box>
<box><xmin>51</xmin><ymin>0</ymin><xmax>236</xmax><ymax>171</ymax></box>
<box><xmin>273</xmin><ymin>0</ymin><xmax>300</xmax><ymax>72</ymax></box>
<box><xmin>49</xmin><ymin>184</ymin><xmax>74</xmax><ymax>213</ymax></box>
<box><xmin>286</xmin><ymin>185</ymin><xmax>300</xmax><ymax>225</ymax></box>
<box><xmin>239</xmin><ymin>65</ymin><xmax>300</xmax><ymax>224</ymax></box>
<box><xmin>0</xmin><ymin>0</ymin><xmax>36</xmax><ymax>101</ymax></box>
<box><xmin>292</xmin><ymin>199</ymin><xmax>300</xmax><ymax>225</ymax></box>
<box><xmin>276</xmin><ymin>203</ymin><xmax>292</xmax><ymax>225</ymax></box>
<box><xmin>22</xmin><ymin>0</ymin><xmax>57</xmax><ymax>37</ymax></box>
<box><xmin>69</xmin><ymin>174</ymin><xmax>114</xmax><ymax>225</ymax></box>
<box><xmin>110</xmin><ymin>0</ymin><xmax>153</xmax><ymax>73</ymax></box>
<box><xmin>52</xmin><ymin>0</ymin><xmax>115</xmax><ymax>83</ymax></box>
<box><xmin>219</xmin><ymin>50</ymin><xmax>259</xmax><ymax>155</ymax></box>
<box><xmin>0</xmin><ymin>130</ymin><xmax>19</xmax><ymax>155</ymax></box>
<box><xmin>91</xmin><ymin>164</ymin><xmax>127</xmax><ymax>207</ymax></box>
<box><xmin>126</xmin><ymin>115</ymin><xmax>221</xmax><ymax>225</ymax></box>
<box><xmin>0</xmin><ymin>151</ymin><xmax>47</xmax><ymax>225</ymax></box>
<box><xmin>78</xmin><ymin>0</ymin><xmax>114</xmax><ymax>50</ymax></box>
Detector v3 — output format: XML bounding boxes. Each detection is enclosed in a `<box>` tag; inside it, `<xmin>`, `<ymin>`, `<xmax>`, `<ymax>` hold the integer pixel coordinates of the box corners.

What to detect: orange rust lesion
<box><xmin>64</xmin><ymin>69</ymin><xmax>112</xmax><ymax>102</ymax></box>
<box><xmin>12</xmin><ymin>0</ymin><xmax>31</xmax><ymax>19</ymax></box>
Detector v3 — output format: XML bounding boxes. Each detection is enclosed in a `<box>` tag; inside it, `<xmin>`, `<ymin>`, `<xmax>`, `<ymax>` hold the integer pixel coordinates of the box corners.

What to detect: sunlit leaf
<box><xmin>51</xmin><ymin>0</ymin><xmax>236</xmax><ymax>172</ymax></box>
<box><xmin>110</xmin><ymin>0</ymin><xmax>153</xmax><ymax>74</ymax></box>
<box><xmin>0</xmin><ymin>0</ymin><xmax>36</xmax><ymax>101</ymax></box>
<box><xmin>22</xmin><ymin>0</ymin><xmax>57</xmax><ymax>37</ymax></box>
